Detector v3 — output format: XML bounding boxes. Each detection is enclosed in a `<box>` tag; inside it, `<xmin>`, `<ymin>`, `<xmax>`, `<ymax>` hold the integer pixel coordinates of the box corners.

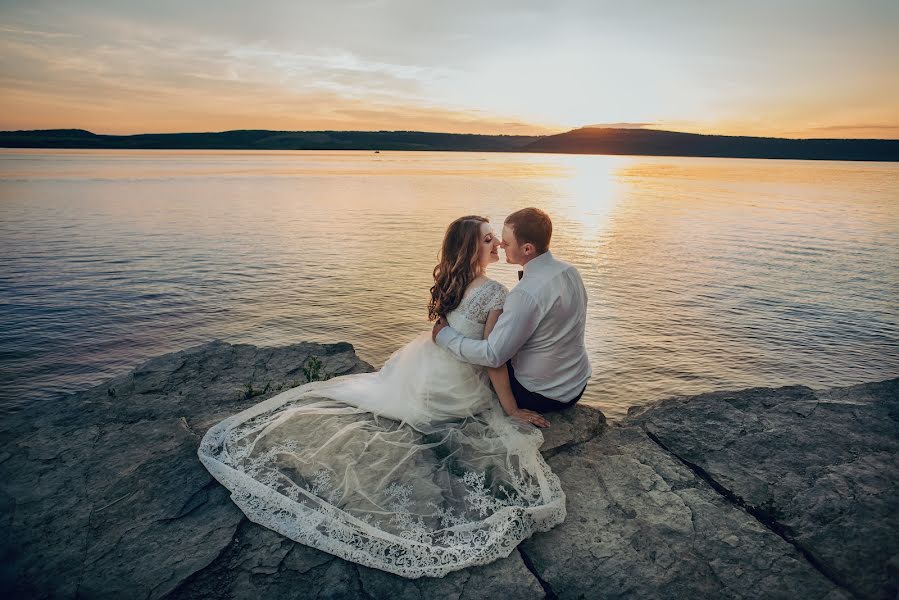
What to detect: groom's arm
<box><xmin>434</xmin><ymin>291</ymin><xmax>541</xmax><ymax>368</ymax></box>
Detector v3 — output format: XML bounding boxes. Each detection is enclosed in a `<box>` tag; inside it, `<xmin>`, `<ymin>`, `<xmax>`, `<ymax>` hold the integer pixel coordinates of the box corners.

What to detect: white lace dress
<box><xmin>198</xmin><ymin>279</ymin><xmax>566</xmax><ymax>578</ymax></box>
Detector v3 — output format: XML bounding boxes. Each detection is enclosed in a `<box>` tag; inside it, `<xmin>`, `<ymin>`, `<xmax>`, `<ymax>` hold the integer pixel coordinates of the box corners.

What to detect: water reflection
<box><xmin>1</xmin><ymin>150</ymin><xmax>897</xmax><ymax>418</ymax></box>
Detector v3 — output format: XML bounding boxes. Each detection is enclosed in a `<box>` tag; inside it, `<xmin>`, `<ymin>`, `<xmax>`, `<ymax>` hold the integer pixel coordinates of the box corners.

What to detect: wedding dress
<box><xmin>198</xmin><ymin>279</ymin><xmax>566</xmax><ymax>578</ymax></box>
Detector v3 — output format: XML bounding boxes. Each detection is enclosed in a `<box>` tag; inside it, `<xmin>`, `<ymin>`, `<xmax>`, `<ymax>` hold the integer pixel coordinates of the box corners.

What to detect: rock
<box><xmin>520</xmin><ymin>426</ymin><xmax>851</xmax><ymax>600</ymax></box>
<box><xmin>626</xmin><ymin>380</ymin><xmax>899</xmax><ymax>600</ymax></box>
<box><xmin>1</xmin><ymin>340</ymin><xmax>893</xmax><ymax>599</ymax></box>
<box><xmin>170</xmin><ymin>510</ymin><xmax>545</xmax><ymax>600</ymax></box>
<box><xmin>539</xmin><ymin>404</ymin><xmax>607</xmax><ymax>457</ymax></box>
<box><xmin>0</xmin><ymin>340</ymin><xmax>374</xmax><ymax>600</ymax></box>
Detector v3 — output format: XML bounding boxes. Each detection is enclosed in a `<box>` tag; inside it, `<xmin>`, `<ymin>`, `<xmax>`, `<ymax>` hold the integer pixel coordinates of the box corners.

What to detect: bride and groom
<box><xmin>198</xmin><ymin>207</ymin><xmax>592</xmax><ymax>578</ymax></box>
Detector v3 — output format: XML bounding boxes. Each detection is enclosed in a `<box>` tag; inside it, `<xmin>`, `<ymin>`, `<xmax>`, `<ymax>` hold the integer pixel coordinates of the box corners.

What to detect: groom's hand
<box><xmin>431</xmin><ymin>316</ymin><xmax>448</xmax><ymax>342</ymax></box>
<box><xmin>510</xmin><ymin>408</ymin><xmax>550</xmax><ymax>428</ymax></box>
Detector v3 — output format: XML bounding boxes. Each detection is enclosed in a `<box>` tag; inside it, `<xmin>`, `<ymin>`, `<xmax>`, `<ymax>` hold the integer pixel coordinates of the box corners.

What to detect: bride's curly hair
<box><xmin>428</xmin><ymin>215</ymin><xmax>489</xmax><ymax>321</ymax></box>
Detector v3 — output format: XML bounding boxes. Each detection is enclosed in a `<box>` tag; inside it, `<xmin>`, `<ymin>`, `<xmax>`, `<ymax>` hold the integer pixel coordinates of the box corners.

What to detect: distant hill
<box><xmin>1</xmin><ymin>126</ymin><xmax>897</xmax><ymax>161</ymax></box>
<box><xmin>523</xmin><ymin>127</ymin><xmax>899</xmax><ymax>161</ymax></box>
<box><xmin>0</xmin><ymin>129</ymin><xmax>537</xmax><ymax>152</ymax></box>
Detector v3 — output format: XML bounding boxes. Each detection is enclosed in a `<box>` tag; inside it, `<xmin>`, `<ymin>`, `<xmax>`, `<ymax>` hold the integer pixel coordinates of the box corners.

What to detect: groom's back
<box><xmin>512</xmin><ymin>253</ymin><xmax>591</xmax><ymax>402</ymax></box>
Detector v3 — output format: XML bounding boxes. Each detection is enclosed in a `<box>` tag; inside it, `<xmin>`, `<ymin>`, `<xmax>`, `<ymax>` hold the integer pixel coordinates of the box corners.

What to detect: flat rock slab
<box><xmin>168</xmin><ymin>519</ymin><xmax>545</xmax><ymax>600</ymax></box>
<box><xmin>520</xmin><ymin>425</ymin><xmax>851</xmax><ymax>600</ymax></box>
<box><xmin>1</xmin><ymin>341</ymin><xmax>374</xmax><ymax>599</ymax></box>
<box><xmin>540</xmin><ymin>403</ymin><xmax>607</xmax><ymax>457</ymax></box>
<box><xmin>626</xmin><ymin>380</ymin><xmax>899</xmax><ymax>600</ymax></box>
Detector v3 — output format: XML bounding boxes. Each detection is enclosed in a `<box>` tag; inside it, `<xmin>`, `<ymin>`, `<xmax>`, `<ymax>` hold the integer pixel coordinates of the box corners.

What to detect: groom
<box><xmin>432</xmin><ymin>207</ymin><xmax>591</xmax><ymax>420</ymax></box>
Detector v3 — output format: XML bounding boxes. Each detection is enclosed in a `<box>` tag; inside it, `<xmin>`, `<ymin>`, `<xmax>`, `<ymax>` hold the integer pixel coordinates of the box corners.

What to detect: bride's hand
<box><xmin>509</xmin><ymin>408</ymin><xmax>550</xmax><ymax>428</ymax></box>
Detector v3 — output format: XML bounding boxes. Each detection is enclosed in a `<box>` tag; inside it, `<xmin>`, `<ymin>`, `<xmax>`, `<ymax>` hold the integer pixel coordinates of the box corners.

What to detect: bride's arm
<box><xmin>484</xmin><ymin>310</ymin><xmax>549</xmax><ymax>428</ymax></box>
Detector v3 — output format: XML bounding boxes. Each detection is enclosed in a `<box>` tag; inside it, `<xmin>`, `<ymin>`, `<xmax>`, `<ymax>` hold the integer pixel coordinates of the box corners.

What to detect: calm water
<box><xmin>1</xmin><ymin>149</ymin><xmax>897</xmax><ymax>419</ymax></box>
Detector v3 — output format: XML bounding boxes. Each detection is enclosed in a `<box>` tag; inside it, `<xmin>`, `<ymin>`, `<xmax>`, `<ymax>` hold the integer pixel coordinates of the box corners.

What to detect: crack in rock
<box><xmin>642</xmin><ymin>425</ymin><xmax>862</xmax><ymax>600</ymax></box>
<box><xmin>518</xmin><ymin>547</ymin><xmax>557</xmax><ymax>600</ymax></box>
<box><xmin>74</xmin><ymin>423</ymin><xmax>103</xmax><ymax>599</ymax></box>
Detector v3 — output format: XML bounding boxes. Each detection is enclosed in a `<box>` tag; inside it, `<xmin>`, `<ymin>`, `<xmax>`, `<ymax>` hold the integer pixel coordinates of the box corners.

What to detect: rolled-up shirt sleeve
<box><xmin>434</xmin><ymin>290</ymin><xmax>541</xmax><ymax>368</ymax></box>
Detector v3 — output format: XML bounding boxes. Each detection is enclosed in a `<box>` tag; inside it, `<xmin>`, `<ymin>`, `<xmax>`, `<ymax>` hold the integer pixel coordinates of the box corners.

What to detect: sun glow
<box><xmin>0</xmin><ymin>2</ymin><xmax>896</xmax><ymax>138</ymax></box>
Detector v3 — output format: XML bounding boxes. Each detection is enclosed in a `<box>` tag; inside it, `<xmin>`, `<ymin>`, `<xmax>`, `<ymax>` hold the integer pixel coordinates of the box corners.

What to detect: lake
<box><xmin>1</xmin><ymin>149</ymin><xmax>897</xmax><ymax>419</ymax></box>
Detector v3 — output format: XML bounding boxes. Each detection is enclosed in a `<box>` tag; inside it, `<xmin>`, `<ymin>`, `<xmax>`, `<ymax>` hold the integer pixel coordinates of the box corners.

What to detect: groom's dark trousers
<box><xmin>506</xmin><ymin>361</ymin><xmax>586</xmax><ymax>413</ymax></box>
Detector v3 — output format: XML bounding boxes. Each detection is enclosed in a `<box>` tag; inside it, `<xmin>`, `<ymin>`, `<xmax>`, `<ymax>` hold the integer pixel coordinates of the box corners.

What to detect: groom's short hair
<box><xmin>505</xmin><ymin>208</ymin><xmax>552</xmax><ymax>254</ymax></box>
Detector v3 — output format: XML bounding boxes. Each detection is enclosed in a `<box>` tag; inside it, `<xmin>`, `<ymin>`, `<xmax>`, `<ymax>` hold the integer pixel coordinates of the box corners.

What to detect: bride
<box><xmin>198</xmin><ymin>215</ymin><xmax>566</xmax><ymax>578</ymax></box>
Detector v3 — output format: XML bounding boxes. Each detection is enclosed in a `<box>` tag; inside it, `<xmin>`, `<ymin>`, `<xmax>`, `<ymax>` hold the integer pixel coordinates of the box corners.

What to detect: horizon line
<box><xmin>3</xmin><ymin>125</ymin><xmax>899</xmax><ymax>142</ymax></box>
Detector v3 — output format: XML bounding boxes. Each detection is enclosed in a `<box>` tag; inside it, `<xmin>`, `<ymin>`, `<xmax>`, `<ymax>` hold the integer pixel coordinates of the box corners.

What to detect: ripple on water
<box><xmin>1</xmin><ymin>151</ymin><xmax>898</xmax><ymax>418</ymax></box>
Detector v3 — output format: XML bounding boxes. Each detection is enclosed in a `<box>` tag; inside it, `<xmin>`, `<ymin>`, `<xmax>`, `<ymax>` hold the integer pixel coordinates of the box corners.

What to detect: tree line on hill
<box><xmin>1</xmin><ymin>127</ymin><xmax>896</xmax><ymax>161</ymax></box>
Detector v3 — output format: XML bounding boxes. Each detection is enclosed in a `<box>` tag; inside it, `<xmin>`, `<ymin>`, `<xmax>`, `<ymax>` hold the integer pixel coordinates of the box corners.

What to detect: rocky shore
<box><xmin>1</xmin><ymin>340</ymin><xmax>896</xmax><ymax>599</ymax></box>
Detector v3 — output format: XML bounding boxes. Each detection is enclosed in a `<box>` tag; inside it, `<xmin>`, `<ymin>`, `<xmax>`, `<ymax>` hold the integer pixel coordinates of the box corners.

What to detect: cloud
<box><xmin>1</xmin><ymin>1</ymin><xmax>897</xmax><ymax>136</ymax></box>
<box><xmin>811</xmin><ymin>124</ymin><xmax>899</xmax><ymax>132</ymax></box>
<box><xmin>803</xmin><ymin>124</ymin><xmax>899</xmax><ymax>139</ymax></box>
<box><xmin>0</xmin><ymin>28</ymin><xmax>552</xmax><ymax>135</ymax></box>
<box><xmin>0</xmin><ymin>26</ymin><xmax>80</xmax><ymax>39</ymax></box>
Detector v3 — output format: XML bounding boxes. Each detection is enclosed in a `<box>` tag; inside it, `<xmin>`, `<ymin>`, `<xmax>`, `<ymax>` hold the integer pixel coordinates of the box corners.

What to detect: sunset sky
<box><xmin>1</xmin><ymin>0</ymin><xmax>897</xmax><ymax>138</ymax></box>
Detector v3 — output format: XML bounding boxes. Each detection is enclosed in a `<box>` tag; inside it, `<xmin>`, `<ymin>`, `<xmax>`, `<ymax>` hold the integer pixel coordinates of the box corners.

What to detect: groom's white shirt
<box><xmin>435</xmin><ymin>251</ymin><xmax>591</xmax><ymax>402</ymax></box>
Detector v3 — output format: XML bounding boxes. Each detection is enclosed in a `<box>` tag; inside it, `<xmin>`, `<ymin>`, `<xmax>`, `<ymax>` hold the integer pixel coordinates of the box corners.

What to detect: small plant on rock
<box><xmin>240</xmin><ymin>381</ymin><xmax>271</xmax><ymax>400</ymax></box>
<box><xmin>302</xmin><ymin>356</ymin><xmax>328</xmax><ymax>382</ymax></box>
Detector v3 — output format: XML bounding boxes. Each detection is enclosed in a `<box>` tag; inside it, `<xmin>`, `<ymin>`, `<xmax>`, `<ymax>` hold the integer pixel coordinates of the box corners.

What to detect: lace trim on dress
<box><xmin>457</xmin><ymin>280</ymin><xmax>508</xmax><ymax>324</ymax></box>
<box><xmin>198</xmin><ymin>401</ymin><xmax>565</xmax><ymax>578</ymax></box>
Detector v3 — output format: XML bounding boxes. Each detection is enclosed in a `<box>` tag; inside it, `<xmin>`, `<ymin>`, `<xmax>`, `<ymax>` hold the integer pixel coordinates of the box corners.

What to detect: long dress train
<box><xmin>197</xmin><ymin>279</ymin><xmax>566</xmax><ymax>578</ymax></box>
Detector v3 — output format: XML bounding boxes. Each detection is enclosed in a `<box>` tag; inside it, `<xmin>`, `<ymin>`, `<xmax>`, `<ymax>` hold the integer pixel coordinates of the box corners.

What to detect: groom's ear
<box><xmin>522</xmin><ymin>242</ymin><xmax>536</xmax><ymax>256</ymax></box>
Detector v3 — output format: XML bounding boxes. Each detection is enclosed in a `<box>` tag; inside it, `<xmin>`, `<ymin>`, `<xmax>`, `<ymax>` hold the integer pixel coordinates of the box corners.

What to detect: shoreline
<box><xmin>3</xmin><ymin>126</ymin><xmax>898</xmax><ymax>161</ymax></box>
